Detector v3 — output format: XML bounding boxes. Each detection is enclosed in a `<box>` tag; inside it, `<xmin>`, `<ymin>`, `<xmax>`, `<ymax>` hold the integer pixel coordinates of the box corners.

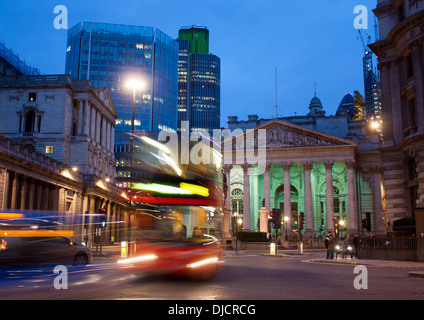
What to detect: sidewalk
<box><xmin>91</xmin><ymin>246</ymin><xmax>424</xmax><ymax>278</ymax></box>
<box><xmin>299</xmin><ymin>251</ymin><xmax>424</xmax><ymax>278</ymax></box>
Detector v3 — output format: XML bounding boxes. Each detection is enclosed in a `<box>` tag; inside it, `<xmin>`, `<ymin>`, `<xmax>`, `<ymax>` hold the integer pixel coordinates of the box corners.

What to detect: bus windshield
<box><xmin>119</xmin><ymin>132</ymin><xmax>224</xmax><ymax>245</ymax></box>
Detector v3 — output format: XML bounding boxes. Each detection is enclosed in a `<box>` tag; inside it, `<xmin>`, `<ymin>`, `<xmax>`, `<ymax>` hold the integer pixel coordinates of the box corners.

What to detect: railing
<box><xmin>0</xmin><ymin>135</ymin><xmax>82</xmax><ymax>182</ymax></box>
<box><xmin>0</xmin><ymin>74</ymin><xmax>72</xmax><ymax>87</ymax></box>
<box><xmin>357</xmin><ymin>234</ymin><xmax>417</xmax><ymax>261</ymax></box>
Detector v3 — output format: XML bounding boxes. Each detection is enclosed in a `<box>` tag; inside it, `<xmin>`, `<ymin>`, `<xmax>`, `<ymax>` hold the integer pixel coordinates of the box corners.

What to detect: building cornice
<box><xmin>369</xmin><ymin>10</ymin><xmax>424</xmax><ymax>55</ymax></box>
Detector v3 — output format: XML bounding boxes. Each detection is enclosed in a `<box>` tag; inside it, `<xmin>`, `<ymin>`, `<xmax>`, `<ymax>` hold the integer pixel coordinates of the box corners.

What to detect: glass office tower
<box><xmin>177</xmin><ymin>26</ymin><xmax>220</xmax><ymax>135</ymax></box>
<box><xmin>65</xmin><ymin>22</ymin><xmax>178</xmax><ymax>133</ymax></box>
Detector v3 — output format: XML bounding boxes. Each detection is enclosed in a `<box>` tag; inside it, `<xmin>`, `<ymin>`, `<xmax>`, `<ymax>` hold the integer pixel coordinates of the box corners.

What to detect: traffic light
<box><xmin>269</xmin><ymin>210</ymin><xmax>276</xmax><ymax>228</ymax></box>
<box><xmin>98</xmin><ymin>207</ymin><xmax>106</xmax><ymax>214</ymax></box>
<box><xmin>299</xmin><ymin>212</ymin><xmax>305</xmax><ymax>231</ymax></box>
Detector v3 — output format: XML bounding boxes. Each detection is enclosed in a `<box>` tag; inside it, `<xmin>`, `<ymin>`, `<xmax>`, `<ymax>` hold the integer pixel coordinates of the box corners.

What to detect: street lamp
<box><xmin>126</xmin><ymin>78</ymin><xmax>145</xmax><ymax>243</ymax></box>
<box><xmin>339</xmin><ymin>219</ymin><xmax>345</xmax><ymax>239</ymax></box>
<box><xmin>126</xmin><ymin>78</ymin><xmax>145</xmax><ymax>149</ymax></box>
<box><xmin>284</xmin><ymin>215</ymin><xmax>289</xmax><ymax>240</ymax></box>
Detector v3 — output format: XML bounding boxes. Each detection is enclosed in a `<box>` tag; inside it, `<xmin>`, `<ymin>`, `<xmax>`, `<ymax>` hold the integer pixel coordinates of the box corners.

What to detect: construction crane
<box><xmin>357</xmin><ymin>29</ymin><xmax>372</xmax><ymax>53</ymax></box>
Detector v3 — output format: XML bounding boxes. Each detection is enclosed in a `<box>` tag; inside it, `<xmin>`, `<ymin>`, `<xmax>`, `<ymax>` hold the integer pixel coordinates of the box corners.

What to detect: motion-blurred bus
<box><xmin>116</xmin><ymin>132</ymin><xmax>225</xmax><ymax>279</ymax></box>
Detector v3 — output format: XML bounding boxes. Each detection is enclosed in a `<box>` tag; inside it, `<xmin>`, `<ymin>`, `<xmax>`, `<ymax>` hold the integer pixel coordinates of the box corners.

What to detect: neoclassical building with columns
<box><xmin>369</xmin><ymin>0</ymin><xmax>424</xmax><ymax>227</ymax></box>
<box><xmin>0</xmin><ymin>75</ymin><xmax>129</xmax><ymax>244</ymax></box>
<box><xmin>224</xmin><ymin>95</ymin><xmax>384</xmax><ymax>238</ymax></box>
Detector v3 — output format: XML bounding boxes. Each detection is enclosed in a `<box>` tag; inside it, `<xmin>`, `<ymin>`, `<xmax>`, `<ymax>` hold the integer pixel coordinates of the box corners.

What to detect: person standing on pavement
<box><xmin>326</xmin><ymin>231</ymin><xmax>336</xmax><ymax>259</ymax></box>
<box><xmin>325</xmin><ymin>231</ymin><xmax>334</xmax><ymax>259</ymax></box>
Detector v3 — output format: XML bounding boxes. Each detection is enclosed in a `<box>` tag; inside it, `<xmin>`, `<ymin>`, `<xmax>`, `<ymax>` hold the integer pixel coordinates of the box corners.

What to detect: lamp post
<box><xmin>126</xmin><ymin>79</ymin><xmax>144</xmax><ymax>243</ymax></box>
<box><xmin>339</xmin><ymin>219</ymin><xmax>345</xmax><ymax>239</ymax></box>
<box><xmin>237</xmin><ymin>217</ymin><xmax>243</xmax><ymax>254</ymax></box>
<box><xmin>234</xmin><ymin>212</ymin><xmax>239</xmax><ymax>253</ymax></box>
<box><xmin>284</xmin><ymin>215</ymin><xmax>289</xmax><ymax>240</ymax></box>
<box><xmin>126</xmin><ymin>79</ymin><xmax>145</xmax><ymax>160</ymax></box>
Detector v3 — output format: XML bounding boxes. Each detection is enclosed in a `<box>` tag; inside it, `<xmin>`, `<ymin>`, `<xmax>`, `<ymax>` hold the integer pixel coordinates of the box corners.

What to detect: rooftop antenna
<box><xmin>275</xmin><ymin>66</ymin><xmax>278</xmax><ymax>119</ymax></box>
<box><xmin>314</xmin><ymin>82</ymin><xmax>317</xmax><ymax>96</ymax></box>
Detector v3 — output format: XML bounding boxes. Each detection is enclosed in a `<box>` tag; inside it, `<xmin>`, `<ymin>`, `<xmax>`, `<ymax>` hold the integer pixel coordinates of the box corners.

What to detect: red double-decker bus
<box><xmin>116</xmin><ymin>133</ymin><xmax>225</xmax><ymax>280</ymax></box>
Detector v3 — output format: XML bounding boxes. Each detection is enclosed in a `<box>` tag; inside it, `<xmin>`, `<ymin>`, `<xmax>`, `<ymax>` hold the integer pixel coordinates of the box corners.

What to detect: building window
<box><xmin>398</xmin><ymin>2</ymin><xmax>405</xmax><ymax>22</ymax></box>
<box><xmin>45</xmin><ymin>146</ymin><xmax>54</xmax><ymax>154</ymax></box>
<box><xmin>406</xmin><ymin>55</ymin><xmax>414</xmax><ymax>79</ymax></box>
<box><xmin>29</xmin><ymin>92</ymin><xmax>37</xmax><ymax>102</ymax></box>
<box><xmin>71</xmin><ymin>120</ymin><xmax>77</xmax><ymax>136</ymax></box>
<box><xmin>408</xmin><ymin>158</ymin><xmax>418</xmax><ymax>180</ymax></box>
<box><xmin>24</xmin><ymin>110</ymin><xmax>36</xmax><ymax>134</ymax></box>
<box><xmin>408</xmin><ymin>98</ymin><xmax>416</xmax><ymax>127</ymax></box>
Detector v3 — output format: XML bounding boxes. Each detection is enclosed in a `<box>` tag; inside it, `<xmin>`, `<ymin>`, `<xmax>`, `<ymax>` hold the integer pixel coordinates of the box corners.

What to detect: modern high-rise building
<box><xmin>65</xmin><ymin>22</ymin><xmax>179</xmax><ymax>133</ymax></box>
<box><xmin>177</xmin><ymin>26</ymin><xmax>220</xmax><ymax>135</ymax></box>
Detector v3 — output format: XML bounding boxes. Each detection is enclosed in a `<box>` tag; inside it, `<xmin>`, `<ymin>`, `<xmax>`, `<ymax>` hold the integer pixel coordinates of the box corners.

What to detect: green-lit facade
<box><xmin>177</xmin><ymin>26</ymin><xmax>220</xmax><ymax>135</ymax></box>
<box><xmin>178</xmin><ymin>26</ymin><xmax>209</xmax><ymax>54</ymax></box>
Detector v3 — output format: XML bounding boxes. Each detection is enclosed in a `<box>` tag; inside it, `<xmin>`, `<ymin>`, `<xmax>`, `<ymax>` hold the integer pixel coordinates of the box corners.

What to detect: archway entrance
<box><xmin>275</xmin><ymin>184</ymin><xmax>299</xmax><ymax>231</ymax></box>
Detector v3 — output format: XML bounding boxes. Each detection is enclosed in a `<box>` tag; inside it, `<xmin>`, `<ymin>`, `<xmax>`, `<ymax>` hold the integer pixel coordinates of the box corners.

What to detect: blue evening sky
<box><xmin>0</xmin><ymin>0</ymin><xmax>378</xmax><ymax>127</ymax></box>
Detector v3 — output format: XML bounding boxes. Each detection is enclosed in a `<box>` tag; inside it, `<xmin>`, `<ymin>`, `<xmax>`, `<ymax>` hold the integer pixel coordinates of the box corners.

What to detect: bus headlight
<box><xmin>186</xmin><ymin>257</ymin><xmax>219</xmax><ymax>269</ymax></box>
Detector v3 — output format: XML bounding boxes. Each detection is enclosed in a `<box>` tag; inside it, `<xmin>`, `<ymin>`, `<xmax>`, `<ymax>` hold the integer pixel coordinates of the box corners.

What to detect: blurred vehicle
<box><xmin>116</xmin><ymin>133</ymin><xmax>224</xmax><ymax>280</ymax></box>
<box><xmin>335</xmin><ymin>243</ymin><xmax>354</xmax><ymax>259</ymax></box>
<box><xmin>0</xmin><ymin>216</ymin><xmax>92</xmax><ymax>267</ymax></box>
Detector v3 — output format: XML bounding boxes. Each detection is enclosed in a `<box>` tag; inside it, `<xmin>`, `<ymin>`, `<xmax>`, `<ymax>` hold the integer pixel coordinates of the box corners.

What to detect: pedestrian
<box><xmin>326</xmin><ymin>231</ymin><xmax>335</xmax><ymax>259</ymax></box>
<box><xmin>325</xmin><ymin>231</ymin><xmax>335</xmax><ymax>259</ymax></box>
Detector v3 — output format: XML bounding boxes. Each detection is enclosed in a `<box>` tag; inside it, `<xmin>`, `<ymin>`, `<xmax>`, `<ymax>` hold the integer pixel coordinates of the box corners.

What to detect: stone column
<box><xmin>101</xmin><ymin>117</ymin><xmax>106</xmax><ymax>147</ymax></box>
<box><xmin>223</xmin><ymin>165</ymin><xmax>232</xmax><ymax>239</ymax></box>
<box><xmin>10</xmin><ymin>173</ymin><xmax>19</xmax><ymax>210</ymax></box>
<box><xmin>389</xmin><ymin>59</ymin><xmax>403</xmax><ymax>145</ymax></box>
<box><xmin>20</xmin><ymin>176</ymin><xmax>27</xmax><ymax>210</ymax></box>
<box><xmin>1</xmin><ymin>169</ymin><xmax>10</xmax><ymax>210</ymax></box>
<box><xmin>263</xmin><ymin>164</ymin><xmax>272</xmax><ymax>211</ymax></box>
<box><xmin>303</xmin><ymin>161</ymin><xmax>314</xmax><ymax>237</ymax></box>
<box><xmin>242</xmin><ymin>164</ymin><xmax>251</xmax><ymax>230</ymax></box>
<box><xmin>96</xmin><ymin>111</ymin><xmax>101</xmax><ymax>143</ymax></box>
<box><xmin>107</xmin><ymin>201</ymin><xmax>112</xmax><ymax>244</ymax></box>
<box><xmin>91</xmin><ymin>106</ymin><xmax>97</xmax><ymax>141</ymax></box>
<box><xmin>324</xmin><ymin>161</ymin><xmax>334</xmax><ymax>233</ymax></box>
<box><xmin>282</xmin><ymin>162</ymin><xmax>292</xmax><ymax>234</ymax></box>
<box><xmin>28</xmin><ymin>180</ymin><xmax>35</xmax><ymax>210</ymax></box>
<box><xmin>378</xmin><ymin>62</ymin><xmax>394</xmax><ymax>143</ymax></box>
<box><xmin>346</xmin><ymin>160</ymin><xmax>358</xmax><ymax>234</ymax></box>
<box><xmin>84</xmin><ymin>100</ymin><xmax>90</xmax><ymax>136</ymax></box>
<box><xmin>372</xmin><ymin>165</ymin><xmax>384</xmax><ymax>235</ymax></box>
<box><xmin>412</xmin><ymin>41</ymin><xmax>424</xmax><ymax>133</ymax></box>
<box><xmin>77</xmin><ymin>99</ymin><xmax>84</xmax><ymax>135</ymax></box>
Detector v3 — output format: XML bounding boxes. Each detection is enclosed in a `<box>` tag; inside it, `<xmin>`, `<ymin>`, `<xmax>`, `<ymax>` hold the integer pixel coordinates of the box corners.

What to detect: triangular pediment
<box><xmin>92</xmin><ymin>87</ymin><xmax>118</xmax><ymax>118</ymax></box>
<box><xmin>225</xmin><ymin>119</ymin><xmax>358</xmax><ymax>150</ymax></box>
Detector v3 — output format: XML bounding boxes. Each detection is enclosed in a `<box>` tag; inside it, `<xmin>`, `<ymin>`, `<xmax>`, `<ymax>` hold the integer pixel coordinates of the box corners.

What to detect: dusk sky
<box><xmin>0</xmin><ymin>0</ymin><xmax>379</xmax><ymax>127</ymax></box>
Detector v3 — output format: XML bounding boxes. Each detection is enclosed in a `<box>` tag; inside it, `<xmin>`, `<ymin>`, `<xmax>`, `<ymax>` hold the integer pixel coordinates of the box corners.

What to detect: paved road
<box><xmin>1</xmin><ymin>249</ymin><xmax>424</xmax><ymax>302</ymax></box>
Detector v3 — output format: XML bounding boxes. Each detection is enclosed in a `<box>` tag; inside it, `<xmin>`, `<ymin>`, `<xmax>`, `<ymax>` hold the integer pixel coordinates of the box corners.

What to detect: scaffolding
<box><xmin>0</xmin><ymin>40</ymin><xmax>41</xmax><ymax>76</ymax></box>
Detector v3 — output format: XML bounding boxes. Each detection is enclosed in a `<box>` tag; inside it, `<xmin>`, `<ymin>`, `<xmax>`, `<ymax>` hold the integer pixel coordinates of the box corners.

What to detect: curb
<box><xmin>304</xmin><ymin>259</ymin><xmax>369</xmax><ymax>266</ymax></box>
<box><xmin>409</xmin><ymin>271</ymin><xmax>424</xmax><ymax>278</ymax></box>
